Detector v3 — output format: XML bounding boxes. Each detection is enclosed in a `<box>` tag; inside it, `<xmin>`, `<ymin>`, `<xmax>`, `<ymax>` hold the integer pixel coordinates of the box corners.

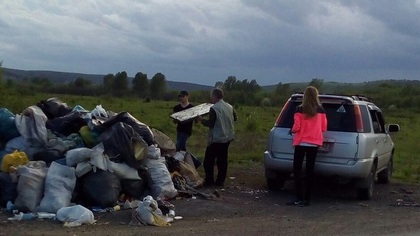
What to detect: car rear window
<box><xmin>276</xmin><ymin>100</ymin><xmax>371</xmax><ymax>133</ymax></box>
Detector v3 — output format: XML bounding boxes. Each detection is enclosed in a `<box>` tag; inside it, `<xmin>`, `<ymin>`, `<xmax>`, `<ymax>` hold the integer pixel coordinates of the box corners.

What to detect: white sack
<box><xmin>14</xmin><ymin>161</ymin><xmax>48</xmax><ymax>212</ymax></box>
<box><xmin>37</xmin><ymin>162</ymin><xmax>76</xmax><ymax>213</ymax></box>
<box><xmin>143</xmin><ymin>156</ymin><xmax>177</xmax><ymax>200</ymax></box>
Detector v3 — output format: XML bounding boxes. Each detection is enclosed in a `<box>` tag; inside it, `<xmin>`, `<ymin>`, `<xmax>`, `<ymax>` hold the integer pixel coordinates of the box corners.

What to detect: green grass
<box><xmin>1</xmin><ymin>92</ymin><xmax>418</xmax><ymax>183</ymax></box>
<box><xmin>385</xmin><ymin>110</ymin><xmax>420</xmax><ymax>183</ymax></box>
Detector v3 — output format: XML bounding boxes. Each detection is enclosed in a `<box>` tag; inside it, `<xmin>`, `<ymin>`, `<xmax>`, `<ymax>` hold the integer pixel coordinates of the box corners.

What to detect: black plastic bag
<box><xmin>82</xmin><ymin>170</ymin><xmax>121</xmax><ymax>208</ymax></box>
<box><xmin>46</xmin><ymin>112</ymin><xmax>87</xmax><ymax>136</ymax></box>
<box><xmin>96</xmin><ymin>112</ymin><xmax>154</xmax><ymax>145</ymax></box>
<box><xmin>33</xmin><ymin>149</ymin><xmax>64</xmax><ymax>165</ymax></box>
<box><xmin>120</xmin><ymin>179</ymin><xmax>146</xmax><ymax>200</ymax></box>
<box><xmin>71</xmin><ymin>176</ymin><xmax>84</xmax><ymax>204</ymax></box>
<box><xmin>0</xmin><ymin>172</ymin><xmax>17</xmax><ymax>207</ymax></box>
<box><xmin>37</xmin><ymin>97</ymin><xmax>72</xmax><ymax>119</ymax></box>
<box><xmin>98</xmin><ymin>122</ymin><xmax>147</xmax><ymax>170</ymax></box>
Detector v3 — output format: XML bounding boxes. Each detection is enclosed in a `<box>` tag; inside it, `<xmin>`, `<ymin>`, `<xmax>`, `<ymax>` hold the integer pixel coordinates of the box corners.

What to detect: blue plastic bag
<box><xmin>0</xmin><ymin>108</ymin><xmax>21</xmax><ymax>143</ymax></box>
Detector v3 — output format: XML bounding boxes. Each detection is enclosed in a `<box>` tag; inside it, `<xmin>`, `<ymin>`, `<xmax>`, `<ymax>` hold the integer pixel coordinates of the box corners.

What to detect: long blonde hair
<box><xmin>301</xmin><ymin>86</ymin><xmax>321</xmax><ymax>117</ymax></box>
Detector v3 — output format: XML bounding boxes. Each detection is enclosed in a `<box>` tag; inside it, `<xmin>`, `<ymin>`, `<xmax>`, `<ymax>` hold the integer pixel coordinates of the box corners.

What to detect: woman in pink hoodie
<box><xmin>287</xmin><ymin>86</ymin><xmax>327</xmax><ymax>207</ymax></box>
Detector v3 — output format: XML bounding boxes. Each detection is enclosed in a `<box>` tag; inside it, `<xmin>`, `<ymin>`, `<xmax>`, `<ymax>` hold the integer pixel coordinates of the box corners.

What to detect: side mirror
<box><xmin>387</xmin><ymin>124</ymin><xmax>400</xmax><ymax>133</ymax></box>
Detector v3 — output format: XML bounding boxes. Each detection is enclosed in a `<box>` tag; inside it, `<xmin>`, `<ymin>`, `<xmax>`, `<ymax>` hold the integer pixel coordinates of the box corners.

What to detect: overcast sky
<box><xmin>1</xmin><ymin>0</ymin><xmax>419</xmax><ymax>85</ymax></box>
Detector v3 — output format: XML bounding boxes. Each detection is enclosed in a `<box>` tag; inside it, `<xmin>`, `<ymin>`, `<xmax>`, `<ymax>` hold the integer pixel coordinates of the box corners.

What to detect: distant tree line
<box><xmin>0</xmin><ymin>62</ymin><xmax>419</xmax><ymax>111</ymax></box>
<box><xmin>2</xmin><ymin>70</ymin><xmax>171</xmax><ymax>100</ymax></box>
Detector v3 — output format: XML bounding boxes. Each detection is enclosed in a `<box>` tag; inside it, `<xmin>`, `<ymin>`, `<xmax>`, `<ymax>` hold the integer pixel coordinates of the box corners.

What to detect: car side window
<box><xmin>376</xmin><ymin>112</ymin><xmax>386</xmax><ymax>133</ymax></box>
<box><xmin>369</xmin><ymin>110</ymin><xmax>385</xmax><ymax>133</ymax></box>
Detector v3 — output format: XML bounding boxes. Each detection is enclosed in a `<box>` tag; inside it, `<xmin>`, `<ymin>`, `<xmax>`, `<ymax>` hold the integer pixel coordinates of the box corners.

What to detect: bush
<box><xmin>261</xmin><ymin>98</ymin><xmax>271</xmax><ymax>107</ymax></box>
<box><xmin>244</xmin><ymin>113</ymin><xmax>258</xmax><ymax>132</ymax></box>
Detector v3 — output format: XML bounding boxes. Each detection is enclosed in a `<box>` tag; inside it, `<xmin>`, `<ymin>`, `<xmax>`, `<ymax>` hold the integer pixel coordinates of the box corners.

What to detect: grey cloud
<box><xmin>0</xmin><ymin>0</ymin><xmax>419</xmax><ymax>85</ymax></box>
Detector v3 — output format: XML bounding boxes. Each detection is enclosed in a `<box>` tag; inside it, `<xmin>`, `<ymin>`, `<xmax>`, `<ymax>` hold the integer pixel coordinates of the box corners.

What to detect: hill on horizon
<box><xmin>2</xmin><ymin>67</ymin><xmax>213</xmax><ymax>92</ymax></box>
<box><xmin>3</xmin><ymin>67</ymin><xmax>420</xmax><ymax>92</ymax></box>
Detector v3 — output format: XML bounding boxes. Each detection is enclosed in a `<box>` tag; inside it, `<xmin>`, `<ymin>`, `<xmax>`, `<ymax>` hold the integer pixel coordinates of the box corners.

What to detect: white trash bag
<box><xmin>143</xmin><ymin>156</ymin><xmax>177</xmax><ymax>200</ymax></box>
<box><xmin>130</xmin><ymin>195</ymin><xmax>170</xmax><ymax>226</ymax></box>
<box><xmin>14</xmin><ymin>162</ymin><xmax>48</xmax><ymax>212</ymax></box>
<box><xmin>146</xmin><ymin>145</ymin><xmax>161</xmax><ymax>160</ymax></box>
<box><xmin>91</xmin><ymin>105</ymin><xmax>108</xmax><ymax>119</ymax></box>
<box><xmin>37</xmin><ymin>162</ymin><xmax>76</xmax><ymax>213</ymax></box>
<box><xmin>56</xmin><ymin>205</ymin><xmax>96</xmax><ymax>227</ymax></box>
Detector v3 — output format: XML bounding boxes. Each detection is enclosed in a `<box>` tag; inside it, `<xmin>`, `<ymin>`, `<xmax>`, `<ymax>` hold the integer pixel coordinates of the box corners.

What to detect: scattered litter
<box><xmin>37</xmin><ymin>212</ymin><xmax>56</xmax><ymax>219</ymax></box>
<box><xmin>130</xmin><ymin>195</ymin><xmax>170</xmax><ymax>227</ymax></box>
<box><xmin>213</xmin><ymin>190</ymin><xmax>221</xmax><ymax>198</ymax></box>
<box><xmin>399</xmin><ymin>188</ymin><xmax>414</xmax><ymax>194</ymax></box>
<box><xmin>123</xmin><ymin>200</ymin><xmax>140</xmax><ymax>209</ymax></box>
<box><xmin>392</xmin><ymin>197</ymin><xmax>419</xmax><ymax>207</ymax></box>
<box><xmin>241</xmin><ymin>189</ymin><xmax>268</xmax><ymax>195</ymax></box>
<box><xmin>358</xmin><ymin>203</ymin><xmax>369</xmax><ymax>207</ymax></box>
<box><xmin>8</xmin><ymin>212</ymin><xmax>37</xmax><ymax>221</ymax></box>
<box><xmin>206</xmin><ymin>218</ymin><xmax>220</xmax><ymax>223</ymax></box>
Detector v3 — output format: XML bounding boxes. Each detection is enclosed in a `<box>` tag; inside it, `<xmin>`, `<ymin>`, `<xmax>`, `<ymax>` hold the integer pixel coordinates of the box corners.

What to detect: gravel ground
<box><xmin>1</xmin><ymin>165</ymin><xmax>419</xmax><ymax>236</ymax></box>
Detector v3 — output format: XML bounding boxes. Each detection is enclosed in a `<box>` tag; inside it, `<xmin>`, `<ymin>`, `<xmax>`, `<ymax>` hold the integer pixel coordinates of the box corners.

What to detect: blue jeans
<box><xmin>176</xmin><ymin>132</ymin><xmax>190</xmax><ymax>151</ymax></box>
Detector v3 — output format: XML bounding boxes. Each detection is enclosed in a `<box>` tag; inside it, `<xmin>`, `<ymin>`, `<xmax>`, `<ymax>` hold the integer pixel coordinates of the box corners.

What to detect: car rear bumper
<box><xmin>264</xmin><ymin>151</ymin><xmax>373</xmax><ymax>179</ymax></box>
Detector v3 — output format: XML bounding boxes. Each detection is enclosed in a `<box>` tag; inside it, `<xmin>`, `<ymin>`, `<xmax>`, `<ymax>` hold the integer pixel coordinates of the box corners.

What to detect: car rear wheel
<box><xmin>378</xmin><ymin>155</ymin><xmax>393</xmax><ymax>184</ymax></box>
<box><xmin>357</xmin><ymin>164</ymin><xmax>376</xmax><ymax>200</ymax></box>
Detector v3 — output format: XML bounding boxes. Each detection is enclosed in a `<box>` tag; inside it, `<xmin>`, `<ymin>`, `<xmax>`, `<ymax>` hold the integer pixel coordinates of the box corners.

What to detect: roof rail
<box><xmin>291</xmin><ymin>93</ymin><xmax>373</xmax><ymax>102</ymax></box>
<box><xmin>351</xmin><ymin>95</ymin><xmax>372</xmax><ymax>102</ymax></box>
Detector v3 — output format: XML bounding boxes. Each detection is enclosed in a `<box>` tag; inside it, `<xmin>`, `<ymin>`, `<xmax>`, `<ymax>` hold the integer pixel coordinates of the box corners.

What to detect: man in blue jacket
<box><xmin>173</xmin><ymin>90</ymin><xmax>194</xmax><ymax>151</ymax></box>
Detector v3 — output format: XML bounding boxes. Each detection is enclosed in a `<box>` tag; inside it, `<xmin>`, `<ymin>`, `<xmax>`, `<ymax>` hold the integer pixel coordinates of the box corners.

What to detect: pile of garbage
<box><xmin>0</xmin><ymin>98</ymin><xmax>204</xmax><ymax>227</ymax></box>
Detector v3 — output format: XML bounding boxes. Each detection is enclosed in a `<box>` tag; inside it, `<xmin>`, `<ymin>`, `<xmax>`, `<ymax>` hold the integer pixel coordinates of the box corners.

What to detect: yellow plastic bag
<box><xmin>79</xmin><ymin>126</ymin><xmax>96</xmax><ymax>148</ymax></box>
<box><xmin>1</xmin><ymin>150</ymin><xmax>29</xmax><ymax>172</ymax></box>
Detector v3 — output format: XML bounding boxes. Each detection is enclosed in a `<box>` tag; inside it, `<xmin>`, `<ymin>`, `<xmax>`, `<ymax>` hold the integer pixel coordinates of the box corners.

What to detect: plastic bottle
<box><xmin>37</xmin><ymin>212</ymin><xmax>56</xmax><ymax>219</ymax></box>
<box><xmin>21</xmin><ymin>213</ymin><xmax>37</xmax><ymax>220</ymax></box>
<box><xmin>168</xmin><ymin>209</ymin><xmax>175</xmax><ymax>218</ymax></box>
<box><xmin>112</xmin><ymin>205</ymin><xmax>121</xmax><ymax>211</ymax></box>
<box><xmin>8</xmin><ymin>212</ymin><xmax>37</xmax><ymax>221</ymax></box>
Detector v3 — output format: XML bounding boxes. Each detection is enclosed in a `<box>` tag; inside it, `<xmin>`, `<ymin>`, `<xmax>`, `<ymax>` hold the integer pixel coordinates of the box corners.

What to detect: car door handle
<box><xmin>376</xmin><ymin>140</ymin><xmax>379</xmax><ymax>144</ymax></box>
<box><xmin>383</xmin><ymin>139</ymin><xmax>387</xmax><ymax>143</ymax></box>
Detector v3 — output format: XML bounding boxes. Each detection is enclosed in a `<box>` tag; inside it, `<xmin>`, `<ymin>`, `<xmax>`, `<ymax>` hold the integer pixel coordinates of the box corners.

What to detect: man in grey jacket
<box><xmin>198</xmin><ymin>88</ymin><xmax>237</xmax><ymax>187</ymax></box>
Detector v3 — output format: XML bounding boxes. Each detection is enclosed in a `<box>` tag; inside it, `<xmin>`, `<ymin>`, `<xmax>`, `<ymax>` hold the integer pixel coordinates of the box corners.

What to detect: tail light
<box><xmin>275</xmin><ymin>102</ymin><xmax>290</xmax><ymax>126</ymax></box>
<box><xmin>353</xmin><ymin>105</ymin><xmax>364</xmax><ymax>132</ymax></box>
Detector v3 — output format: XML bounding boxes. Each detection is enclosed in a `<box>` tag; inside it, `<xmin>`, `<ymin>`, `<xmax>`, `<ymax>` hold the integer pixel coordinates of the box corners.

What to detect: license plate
<box><xmin>319</xmin><ymin>142</ymin><xmax>333</xmax><ymax>153</ymax></box>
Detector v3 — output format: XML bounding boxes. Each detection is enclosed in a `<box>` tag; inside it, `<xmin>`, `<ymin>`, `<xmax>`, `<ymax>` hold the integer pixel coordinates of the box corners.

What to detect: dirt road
<box><xmin>1</xmin><ymin>165</ymin><xmax>419</xmax><ymax>236</ymax></box>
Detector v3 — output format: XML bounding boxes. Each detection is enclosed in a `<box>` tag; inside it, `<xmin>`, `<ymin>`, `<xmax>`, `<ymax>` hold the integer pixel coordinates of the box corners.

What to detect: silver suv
<box><xmin>264</xmin><ymin>94</ymin><xmax>400</xmax><ymax>200</ymax></box>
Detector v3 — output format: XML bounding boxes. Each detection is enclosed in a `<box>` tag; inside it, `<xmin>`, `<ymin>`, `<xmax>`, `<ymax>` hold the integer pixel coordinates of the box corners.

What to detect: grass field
<box><xmin>0</xmin><ymin>92</ymin><xmax>418</xmax><ymax>183</ymax></box>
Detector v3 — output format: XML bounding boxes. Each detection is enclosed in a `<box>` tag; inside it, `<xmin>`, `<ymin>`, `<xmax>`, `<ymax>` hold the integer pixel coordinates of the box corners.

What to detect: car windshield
<box><xmin>276</xmin><ymin>101</ymin><xmax>369</xmax><ymax>132</ymax></box>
